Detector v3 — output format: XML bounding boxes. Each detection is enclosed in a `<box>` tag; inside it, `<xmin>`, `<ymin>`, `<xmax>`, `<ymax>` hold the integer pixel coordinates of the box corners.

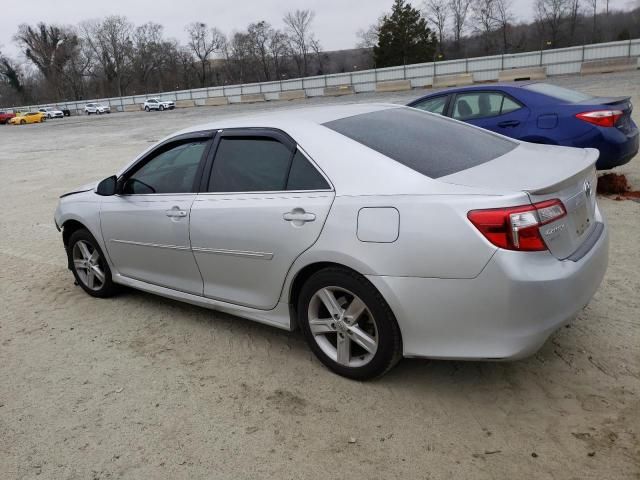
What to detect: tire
<box><xmin>20</xmin><ymin>119</ymin><xmax>26</xmax><ymax>125</ymax></box>
<box><xmin>297</xmin><ymin>267</ymin><xmax>403</xmax><ymax>380</ymax></box>
<box><xmin>159</xmin><ymin>105</ymin><xmax>165</xmax><ymax>111</ymax></box>
<box><xmin>145</xmin><ymin>106</ymin><xmax>150</xmax><ymax>112</ymax></box>
<box><xmin>67</xmin><ymin>229</ymin><xmax>118</xmax><ymax>298</ymax></box>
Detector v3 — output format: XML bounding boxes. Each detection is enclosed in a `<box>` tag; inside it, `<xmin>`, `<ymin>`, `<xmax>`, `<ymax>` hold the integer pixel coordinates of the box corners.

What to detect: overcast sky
<box><xmin>1</xmin><ymin>0</ymin><xmax>636</xmax><ymax>60</ymax></box>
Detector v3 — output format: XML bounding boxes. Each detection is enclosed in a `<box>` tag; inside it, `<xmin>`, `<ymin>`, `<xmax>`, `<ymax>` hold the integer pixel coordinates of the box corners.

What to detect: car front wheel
<box><xmin>68</xmin><ymin>229</ymin><xmax>118</xmax><ymax>298</ymax></box>
<box><xmin>159</xmin><ymin>105</ymin><xmax>165</xmax><ymax>111</ymax></box>
<box><xmin>145</xmin><ymin>106</ymin><xmax>150</xmax><ymax>112</ymax></box>
<box><xmin>297</xmin><ymin>267</ymin><xmax>403</xmax><ymax>380</ymax></box>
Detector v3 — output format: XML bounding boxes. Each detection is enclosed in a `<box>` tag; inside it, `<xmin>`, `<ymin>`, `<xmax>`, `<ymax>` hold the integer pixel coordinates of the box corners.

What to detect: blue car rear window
<box><xmin>523</xmin><ymin>83</ymin><xmax>594</xmax><ymax>103</ymax></box>
<box><xmin>323</xmin><ymin>107</ymin><xmax>517</xmax><ymax>178</ymax></box>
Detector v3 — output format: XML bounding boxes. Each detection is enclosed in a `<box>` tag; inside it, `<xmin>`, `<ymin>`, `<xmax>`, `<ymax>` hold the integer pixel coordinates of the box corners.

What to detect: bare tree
<box><xmin>587</xmin><ymin>0</ymin><xmax>598</xmax><ymax>40</ymax></box>
<box><xmin>14</xmin><ymin>23</ymin><xmax>79</xmax><ymax>100</ymax></box>
<box><xmin>356</xmin><ymin>22</ymin><xmax>381</xmax><ymax>49</ymax></box>
<box><xmin>132</xmin><ymin>23</ymin><xmax>164</xmax><ymax>93</ymax></box>
<box><xmin>449</xmin><ymin>0</ymin><xmax>472</xmax><ymax>51</ymax></box>
<box><xmin>81</xmin><ymin>16</ymin><xmax>134</xmax><ymax>97</ymax></box>
<box><xmin>471</xmin><ymin>0</ymin><xmax>498</xmax><ymax>53</ymax></box>
<box><xmin>283</xmin><ymin>9</ymin><xmax>317</xmax><ymax>76</ymax></box>
<box><xmin>247</xmin><ymin>21</ymin><xmax>274</xmax><ymax>81</ymax></box>
<box><xmin>567</xmin><ymin>0</ymin><xmax>581</xmax><ymax>43</ymax></box>
<box><xmin>535</xmin><ymin>0</ymin><xmax>570</xmax><ymax>47</ymax></box>
<box><xmin>491</xmin><ymin>0</ymin><xmax>514</xmax><ymax>52</ymax></box>
<box><xmin>424</xmin><ymin>0</ymin><xmax>449</xmax><ymax>49</ymax></box>
<box><xmin>268</xmin><ymin>30</ymin><xmax>290</xmax><ymax>79</ymax></box>
<box><xmin>185</xmin><ymin>22</ymin><xmax>224</xmax><ymax>87</ymax></box>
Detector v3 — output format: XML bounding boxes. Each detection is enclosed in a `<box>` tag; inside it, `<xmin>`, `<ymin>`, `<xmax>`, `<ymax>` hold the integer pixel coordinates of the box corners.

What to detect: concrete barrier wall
<box><xmin>5</xmin><ymin>39</ymin><xmax>639</xmax><ymax>113</ymax></box>
<box><xmin>175</xmin><ymin>100</ymin><xmax>196</xmax><ymax>108</ymax></box>
<box><xmin>324</xmin><ymin>85</ymin><xmax>355</xmax><ymax>96</ymax></box>
<box><xmin>432</xmin><ymin>73</ymin><xmax>474</xmax><ymax>88</ymax></box>
<box><xmin>239</xmin><ymin>93</ymin><xmax>266</xmax><ymax>103</ymax></box>
<box><xmin>580</xmin><ymin>57</ymin><xmax>638</xmax><ymax>74</ymax></box>
<box><xmin>278</xmin><ymin>90</ymin><xmax>306</xmax><ymax>101</ymax></box>
<box><xmin>498</xmin><ymin>66</ymin><xmax>547</xmax><ymax>81</ymax></box>
<box><xmin>375</xmin><ymin>80</ymin><xmax>412</xmax><ymax>92</ymax></box>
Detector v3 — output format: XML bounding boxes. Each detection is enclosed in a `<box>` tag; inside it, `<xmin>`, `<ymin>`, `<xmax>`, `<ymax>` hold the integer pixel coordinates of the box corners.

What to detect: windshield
<box><xmin>524</xmin><ymin>83</ymin><xmax>595</xmax><ymax>103</ymax></box>
<box><xmin>324</xmin><ymin>107</ymin><xmax>517</xmax><ymax>179</ymax></box>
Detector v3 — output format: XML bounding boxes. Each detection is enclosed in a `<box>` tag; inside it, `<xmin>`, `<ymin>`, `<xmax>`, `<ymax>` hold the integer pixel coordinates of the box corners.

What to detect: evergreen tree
<box><xmin>374</xmin><ymin>0</ymin><xmax>437</xmax><ymax>67</ymax></box>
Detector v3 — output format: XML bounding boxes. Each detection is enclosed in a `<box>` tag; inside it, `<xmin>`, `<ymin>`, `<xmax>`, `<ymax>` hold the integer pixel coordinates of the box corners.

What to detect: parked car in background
<box><xmin>62</xmin><ymin>107</ymin><xmax>71</xmax><ymax>117</ymax></box>
<box><xmin>85</xmin><ymin>103</ymin><xmax>111</xmax><ymax>115</ymax></box>
<box><xmin>39</xmin><ymin>106</ymin><xmax>64</xmax><ymax>119</ymax></box>
<box><xmin>0</xmin><ymin>110</ymin><xmax>15</xmax><ymax>124</ymax></box>
<box><xmin>408</xmin><ymin>82</ymin><xmax>638</xmax><ymax>170</ymax></box>
<box><xmin>54</xmin><ymin>104</ymin><xmax>608</xmax><ymax>379</ymax></box>
<box><xmin>144</xmin><ymin>98</ymin><xmax>175</xmax><ymax>112</ymax></box>
<box><xmin>9</xmin><ymin>112</ymin><xmax>46</xmax><ymax>125</ymax></box>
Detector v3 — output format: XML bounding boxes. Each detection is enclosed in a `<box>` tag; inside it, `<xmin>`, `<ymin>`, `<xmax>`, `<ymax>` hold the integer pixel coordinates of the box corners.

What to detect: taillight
<box><xmin>468</xmin><ymin>199</ymin><xmax>566</xmax><ymax>251</ymax></box>
<box><xmin>576</xmin><ymin>110</ymin><xmax>623</xmax><ymax>128</ymax></box>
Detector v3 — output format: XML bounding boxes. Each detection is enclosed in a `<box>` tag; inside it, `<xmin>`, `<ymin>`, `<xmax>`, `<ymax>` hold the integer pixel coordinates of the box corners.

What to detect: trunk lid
<box><xmin>440</xmin><ymin>142</ymin><xmax>599</xmax><ymax>259</ymax></box>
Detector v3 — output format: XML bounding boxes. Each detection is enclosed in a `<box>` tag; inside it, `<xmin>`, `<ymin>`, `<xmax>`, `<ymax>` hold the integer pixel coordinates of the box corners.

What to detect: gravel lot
<box><xmin>1</xmin><ymin>70</ymin><xmax>639</xmax><ymax>480</ymax></box>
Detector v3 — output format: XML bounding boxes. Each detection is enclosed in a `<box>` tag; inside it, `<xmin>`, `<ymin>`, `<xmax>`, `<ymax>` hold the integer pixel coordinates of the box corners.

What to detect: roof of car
<box><xmin>179</xmin><ymin>103</ymin><xmax>398</xmax><ymax>135</ymax></box>
<box><xmin>408</xmin><ymin>82</ymin><xmax>541</xmax><ymax>104</ymax></box>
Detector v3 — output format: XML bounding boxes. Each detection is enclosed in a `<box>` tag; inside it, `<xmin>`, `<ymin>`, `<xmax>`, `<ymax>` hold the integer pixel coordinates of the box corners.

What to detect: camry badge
<box><xmin>584</xmin><ymin>179</ymin><xmax>592</xmax><ymax>198</ymax></box>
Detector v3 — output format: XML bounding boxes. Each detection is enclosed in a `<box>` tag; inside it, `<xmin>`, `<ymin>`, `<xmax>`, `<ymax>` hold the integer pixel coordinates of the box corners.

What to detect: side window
<box><xmin>501</xmin><ymin>96</ymin><xmax>522</xmax><ymax>114</ymax></box>
<box><xmin>287</xmin><ymin>150</ymin><xmax>329</xmax><ymax>190</ymax></box>
<box><xmin>209</xmin><ymin>137</ymin><xmax>292</xmax><ymax>192</ymax></box>
<box><xmin>412</xmin><ymin>96</ymin><xmax>448</xmax><ymax>115</ymax></box>
<box><xmin>453</xmin><ymin>92</ymin><xmax>504</xmax><ymax>120</ymax></box>
<box><xmin>123</xmin><ymin>141</ymin><xmax>207</xmax><ymax>194</ymax></box>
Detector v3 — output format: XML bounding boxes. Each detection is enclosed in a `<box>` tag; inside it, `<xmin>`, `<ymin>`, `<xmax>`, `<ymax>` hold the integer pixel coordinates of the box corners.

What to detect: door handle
<box><xmin>166</xmin><ymin>206</ymin><xmax>187</xmax><ymax>218</ymax></box>
<box><xmin>283</xmin><ymin>209</ymin><xmax>316</xmax><ymax>223</ymax></box>
<box><xmin>498</xmin><ymin>120</ymin><xmax>520</xmax><ymax>127</ymax></box>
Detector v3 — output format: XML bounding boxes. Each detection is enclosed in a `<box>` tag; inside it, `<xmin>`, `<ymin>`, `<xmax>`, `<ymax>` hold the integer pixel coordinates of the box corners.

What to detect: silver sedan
<box><xmin>54</xmin><ymin>104</ymin><xmax>609</xmax><ymax>379</ymax></box>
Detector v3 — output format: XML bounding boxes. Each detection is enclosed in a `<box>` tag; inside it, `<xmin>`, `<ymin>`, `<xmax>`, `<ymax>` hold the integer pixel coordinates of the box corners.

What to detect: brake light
<box><xmin>468</xmin><ymin>199</ymin><xmax>566</xmax><ymax>251</ymax></box>
<box><xmin>576</xmin><ymin>110</ymin><xmax>623</xmax><ymax>127</ymax></box>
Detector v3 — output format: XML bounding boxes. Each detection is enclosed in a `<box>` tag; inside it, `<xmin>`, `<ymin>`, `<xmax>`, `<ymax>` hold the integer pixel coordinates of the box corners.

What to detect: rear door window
<box><xmin>324</xmin><ymin>107</ymin><xmax>517</xmax><ymax>178</ymax></box>
<box><xmin>411</xmin><ymin>95</ymin><xmax>448</xmax><ymax>115</ymax></box>
<box><xmin>452</xmin><ymin>92</ymin><xmax>518</xmax><ymax>120</ymax></box>
<box><xmin>208</xmin><ymin>137</ymin><xmax>292</xmax><ymax>192</ymax></box>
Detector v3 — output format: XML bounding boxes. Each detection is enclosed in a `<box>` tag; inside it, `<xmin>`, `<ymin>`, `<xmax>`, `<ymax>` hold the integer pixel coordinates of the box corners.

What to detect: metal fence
<box><xmin>5</xmin><ymin>38</ymin><xmax>639</xmax><ymax>113</ymax></box>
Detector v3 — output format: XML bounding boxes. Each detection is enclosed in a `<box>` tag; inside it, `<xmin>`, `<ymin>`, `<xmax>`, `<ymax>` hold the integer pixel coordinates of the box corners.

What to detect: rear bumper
<box><xmin>367</xmin><ymin>220</ymin><xmax>609</xmax><ymax>360</ymax></box>
<box><xmin>573</xmin><ymin>126</ymin><xmax>639</xmax><ymax>170</ymax></box>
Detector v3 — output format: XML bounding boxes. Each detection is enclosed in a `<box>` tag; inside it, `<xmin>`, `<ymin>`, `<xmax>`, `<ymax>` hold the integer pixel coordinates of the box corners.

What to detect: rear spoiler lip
<box><xmin>526</xmin><ymin>148</ymin><xmax>599</xmax><ymax>196</ymax></box>
<box><xmin>574</xmin><ymin>96</ymin><xmax>630</xmax><ymax>107</ymax></box>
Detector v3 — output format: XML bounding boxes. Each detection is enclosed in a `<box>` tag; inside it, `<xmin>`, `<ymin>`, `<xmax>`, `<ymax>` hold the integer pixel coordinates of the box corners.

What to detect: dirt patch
<box><xmin>597</xmin><ymin>173</ymin><xmax>640</xmax><ymax>201</ymax></box>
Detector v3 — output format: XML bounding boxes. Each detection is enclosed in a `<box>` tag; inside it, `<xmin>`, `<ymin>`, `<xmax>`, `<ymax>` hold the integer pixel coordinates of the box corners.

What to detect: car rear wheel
<box><xmin>20</xmin><ymin>119</ymin><xmax>26</xmax><ymax>125</ymax></box>
<box><xmin>297</xmin><ymin>267</ymin><xmax>403</xmax><ymax>380</ymax></box>
<box><xmin>145</xmin><ymin>106</ymin><xmax>150</xmax><ymax>112</ymax></box>
<box><xmin>68</xmin><ymin>229</ymin><xmax>118</xmax><ymax>298</ymax></box>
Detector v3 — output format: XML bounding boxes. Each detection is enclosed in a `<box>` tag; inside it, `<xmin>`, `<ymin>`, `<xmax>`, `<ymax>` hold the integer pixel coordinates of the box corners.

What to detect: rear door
<box><xmin>450</xmin><ymin>91</ymin><xmax>530</xmax><ymax>139</ymax></box>
<box><xmin>190</xmin><ymin>129</ymin><xmax>335</xmax><ymax>310</ymax></box>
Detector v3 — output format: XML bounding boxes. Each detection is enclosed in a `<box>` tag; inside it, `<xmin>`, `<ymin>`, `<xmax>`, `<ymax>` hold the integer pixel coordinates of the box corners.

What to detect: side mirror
<box><xmin>96</xmin><ymin>175</ymin><xmax>117</xmax><ymax>196</ymax></box>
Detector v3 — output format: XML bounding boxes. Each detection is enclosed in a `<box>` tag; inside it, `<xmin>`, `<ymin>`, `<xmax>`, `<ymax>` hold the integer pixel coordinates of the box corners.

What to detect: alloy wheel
<box><xmin>307</xmin><ymin>286</ymin><xmax>378</xmax><ymax>368</ymax></box>
<box><xmin>72</xmin><ymin>240</ymin><xmax>106</xmax><ymax>291</ymax></box>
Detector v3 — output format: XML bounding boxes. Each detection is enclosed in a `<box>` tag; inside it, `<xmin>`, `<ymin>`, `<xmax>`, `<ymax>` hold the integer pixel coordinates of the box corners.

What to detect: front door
<box><xmin>190</xmin><ymin>131</ymin><xmax>335</xmax><ymax>310</ymax></box>
<box><xmin>100</xmin><ymin>137</ymin><xmax>211</xmax><ymax>294</ymax></box>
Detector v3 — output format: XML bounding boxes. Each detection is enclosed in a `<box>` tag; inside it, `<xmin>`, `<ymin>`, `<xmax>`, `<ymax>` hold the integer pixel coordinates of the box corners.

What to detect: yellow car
<box><xmin>9</xmin><ymin>112</ymin><xmax>46</xmax><ymax>125</ymax></box>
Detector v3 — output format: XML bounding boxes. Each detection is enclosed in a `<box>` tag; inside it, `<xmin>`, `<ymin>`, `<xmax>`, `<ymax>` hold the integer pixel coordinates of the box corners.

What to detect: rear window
<box><xmin>323</xmin><ymin>108</ymin><xmax>516</xmax><ymax>178</ymax></box>
<box><xmin>523</xmin><ymin>83</ymin><xmax>594</xmax><ymax>103</ymax></box>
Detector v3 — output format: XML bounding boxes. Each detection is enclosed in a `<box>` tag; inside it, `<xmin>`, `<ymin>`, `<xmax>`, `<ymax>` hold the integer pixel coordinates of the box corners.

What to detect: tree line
<box><xmin>1</xmin><ymin>0</ymin><xmax>638</xmax><ymax>107</ymax></box>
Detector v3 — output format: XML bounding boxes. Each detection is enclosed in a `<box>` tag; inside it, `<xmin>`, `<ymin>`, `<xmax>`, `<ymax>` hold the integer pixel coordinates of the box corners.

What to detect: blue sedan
<box><xmin>407</xmin><ymin>82</ymin><xmax>638</xmax><ymax>170</ymax></box>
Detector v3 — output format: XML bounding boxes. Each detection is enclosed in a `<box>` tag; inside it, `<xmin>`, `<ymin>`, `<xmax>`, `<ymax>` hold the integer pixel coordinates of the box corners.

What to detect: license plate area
<box><xmin>574</xmin><ymin>197</ymin><xmax>591</xmax><ymax>237</ymax></box>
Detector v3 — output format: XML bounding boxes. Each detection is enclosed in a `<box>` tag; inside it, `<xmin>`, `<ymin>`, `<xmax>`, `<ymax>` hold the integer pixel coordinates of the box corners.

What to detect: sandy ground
<box><xmin>1</xmin><ymin>71</ymin><xmax>639</xmax><ymax>480</ymax></box>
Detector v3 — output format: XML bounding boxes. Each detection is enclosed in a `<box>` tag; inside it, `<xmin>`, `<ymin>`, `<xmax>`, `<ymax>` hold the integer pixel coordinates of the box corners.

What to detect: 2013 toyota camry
<box><xmin>54</xmin><ymin>104</ymin><xmax>609</xmax><ymax>379</ymax></box>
